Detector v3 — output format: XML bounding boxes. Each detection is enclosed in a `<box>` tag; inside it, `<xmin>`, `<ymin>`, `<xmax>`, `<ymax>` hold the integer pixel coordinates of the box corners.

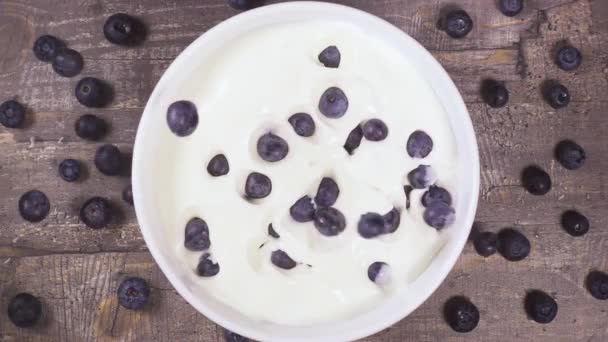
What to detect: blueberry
<box><xmin>103</xmin><ymin>13</ymin><xmax>147</xmax><ymax>46</ymax></box>
<box><xmin>344</xmin><ymin>125</ymin><xmax>363</xmax><ymax>155</ymax></box>
<box><xmin>58</xmin><ymin>159</ymin><xmax>81</xmax><ymax>182</ymax></box>
<box><xmin>167</xmin><ymin>100</ymin><xmax>198</xmax><ymax>137</ymax></box>
<box><xmin>556</xmin><ymin>45</ymin><xmax>582</xmax><ymax>71</ymax></box>
<box><xmin>224</xmin><ymin>329</ymin><xmax>250</xmax><ymax>342</ymax></box>
<box><xmin>75</xmin><ymin>77</ymin><xmax>112</xmax><ymax>108</ymax></box>
<box><xmin>318</xmin><ymin>87</ymin><xmax>348</xmax><ymax>118</ymax></box>
<box><xmin>555</xmin><ymin>140</ymin><xmax>586</xmax><ymax>170</ymax></box>
<box><xmin>497</xmin><ymin>228</ymin><xmax>530</xmax><ymax>261</ymax></box>
<box><xmin>8</xmin><ymin>293</ymin><xmax>42</xmax><ymax>328</ymax></box>
<box><xmin>406</xmin><ymin>130</ymin><xmax>433</xmax><ymax>158</ymax></box>
<box><xmin>0</xmin><ymin>100</ymin><xmax>26</xmax><ymax>128</ymax></box>
<box><xmin>95</xmin><ymin>144</ymin><xmax>123</xmax><ymax>176</ymax></box>
<box><xmin>75</xmin><ymin>114</ymin><xmax>107</xmax><ymax>140</ymax></box>
<box><xmin>521</xmin><ymin>165</ymin><xmax>551</xmax><ymax>196</ymax></box>
<box><xmin>403</xmin><ymin>185</ymin><xmax>413</xmax><ymax>210</ymax></box>
<box><xmin>227</xmin><ymin>0</ymin><xmax>261</xmax><ymax>10</ymax></box>
<box><xmin>481</xmin><ymin>79</ymin><xmax>509</xmax><ymax>108</ymax></box>
<box><xmin>407</xmin><ymin>165</ymin><xmax>436</xmax><ymax>189</ymax></box>
<box><xmin>80</xmin><ymin>197</ymin><xmax>112</xmax><ymax>229</ymax></box>
<box><xmin>315</xmin><ymin>177</ymin><xmax>339</xmax><ymax>207</ymax></box>
<box><xmin>268</xmin><ymin>223</ymin><xmax>280</xmax><ymax>239</ymax></box>
<box><xmin>33</xmin><ymin>35</ymin><xmax>64</xmax><ymax>62</ymax></box>
<box><xmin>358</xmin><ymin>212</ymin><xmax>385</xmax><ymax>239</ymax></box>
<box><xmin>271</xmin><ymin>250</ymin><xmax>297</xmax><ymax>270</ymax></box>
<box><xmin>543</xmin><ymin>81</ymin><xmax>570</xmax><ymax>109</ymax></box>
<box><xmin>421</xmin><ymin>185</ymin><xmax>452</xmax><ymax>207</ymax></box>
<box><xmin>184</xmin><ymin>218</ymin><xmax>211</xmax><ymax>251</ymax></box>
<box><xmin>561</xmin><ymin>210</ymin><xmax>589</xmax><ymax>237</ymax></box>
<box><xmin>383</xmin><ymin>208</ymin><xmax>401</xmax><ymax>234</ymax></box>
<box><xmin>498</xmin><ymin>0</ymin><xmax>523</xmax><ymax>17</ymax></box>
<box><xmin>525</xmin><ymin>290</ymin><xmax>558</xmax><ymax>324</ymax></box>
<box><xmin>443</xmin><ymin>296</ymin><xmax>479</xmax><ymax>333</ymax></box>
<box><xmin>117</xmin><ymin>277</ymin><xmax>150</xmax><ymax>310</ymax></box>
<box><xmin>289</xmin><ymin>196</ymin><xmax>315</xmax><ymax>223</ymax></box>
<box><xmin>207</xmin><ymin>154</ymin><xmax>230</xmax><ymax>176</ymax></box>
<box><xmin>362</xmin><ymin>119</ymin><xmax>388</xmax><ymax>142</ymax></box>
<box><xmin>18</xmin><ymin>190</ymin><xmax>50</xmax><ymax>223</ymax></box>
<box><xmin>318</xmin><ymin>46</ymin><xmax>341</xmax><ymax>68</ymax></box>
<box><xmin>586</xmin><ymin>271</ymin><xmax>608</xmax><ymax>300</ymax></box>
<box><xmin>288</xmin><ymin>113</ymin><xmax>315</xmax><ymax>137</ymax></box>
<box><xmin>314</xmin><ymin>207</ymin><xmax>346</xmax><ymax>236</ymax></box>
<box><xmin>442</xmin><ymin>10</ymin><xmax>473</xmax><ymax>39</ymax></box>
<box><xmin>122</xmin><ymin>184</ymin><xmax>134</xmax><ymax>205</ymax></box>
<box><xmin>197</xmin><ymin>253</ymin><xmax>220</xmax><ymax>277</ymax></box>
<box><xmin>257</xmin><ymin>133</ymin><xmax>289</xmax><ymax>162</ymax></box>
<box><xmin>473</xmin><ymin>231</ymin><xmax>498</xmax><ymax>257</ymax></box>
<box><xmin>244</xmin><ymin>172</ymin><xmax>272</xmax><ymax>199</ymax></box>
<box><xmin>367</xmin><ymin>262</ymin><xmax>391</xmax><ymax>285</ymax></box>
<box><xmin>52</xmin><ymin>48</ymin><xmax>83</xmax><ymax>77</ymax></box>
<box><xmin>423</xmin><ymin>201</ymin><xmax>455</xmax><ymax>230</ymax></box>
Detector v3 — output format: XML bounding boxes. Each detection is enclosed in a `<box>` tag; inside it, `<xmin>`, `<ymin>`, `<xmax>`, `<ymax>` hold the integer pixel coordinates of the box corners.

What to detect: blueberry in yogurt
<box><xmin>368</xmin><ymin>262</ymin><xmax>391</xmax><ymax>285</ymax></box>
<box><xmin>543</xmin><ymin>81</ymin><xmax>570</xmax><ymax>109</ymax></box>
<box><xmin>525</xmin><ymin>290</ymin><xmax>558</xmax><ymax>324</ymax></box>
<box><xmin>244</xmin><ymin>172</ymin><xmax>272</xmax><ymax>199</ymax></box>
<box><xmin>271</xmin><ymin>250</ymin><xmax>297</xmax><ymax>270</ymax></box>
<box><xmin>318</xmin><ymin>46</ymin><xmax>341</xmax><ymax>68</ymax></box>
<box><xmin>315</xmin><ymin>177</ymin><xmax>340</xmax><ymax>207</ymax></box>
<box><xmin>0</xmin><ymin>100</ymin><xmax>26</xmax><ymax>128</ymax></box>
<box><xmin>441</xmin><ymin>9</ymin><xmax>473</xmax><ymax>39</ymax></box>
<box><xmin>556</xmin><ymin>45</ymin><xmax>582</xmax><ymax>71</ymax></box>
<box><xmin>207</xmin><ymin>154</ymin><xmax>230</xmax><ymax>176</ymax></box>
<box><xmin>288</xmin><ymin>112</ymin><xmax>315</xmax><ymax>137</ymax></box>
<box><xmin>257</xmin><ymin>133</ymin><xmax>289</xmax><ymax>162</ymax></box>
<box><xmin>8</xmin><ymin>293</ymin><xmax>42</xmax><ymax>328</ymax></box>
<box><xmin>407</xmin><ymin>165</ymin><xmax>436</xmax><ymax>189</ymax></box>
<box><xmin>383</xmin><ymin>207</ymin><xmax>401</xmax><ymax>234</ymax></box>
<box><xmin>403</xmin><ymin>185</ymin><xmax>413</xmax><ymax>210</ymax></box>
<box><xmin>586</xmin><ymin>271</ymin><xmax>608</xmax><ymax>300</ymax></box>
<box><xmin>290</xmin><ymin>196</ymin><xmax>315</xmax><ymax>223</ymax></box>
<box><xmin>318</xmin><ymin>87</ymin><xmax>348</xmax><ymax>118</ymax></box>
<box><xmin>406</xmin><ymin>130</ymin><xmax>433</xmax><ymax>158</ymax></box>
<box><xmin>268</xmin><ymin>223</ymin><xmax>280</xmax><ymax>239</ymax></box>
<box><xmin>197</xmin><ymin>253</ymin><xmax>220</xmax><ymax>277</ymax></box>
<box><xmin>184</xmin><ymin>218</ymin><xmax>211</xmax><ymax>251</ymax></box>
<box><xmin>358</xmin><ymin>212</ymin><xmax>385</xmax><ymax>239</ymax></box>
<box><xmin>314</xmin><ymin>207</ymin><xmax>346</xmax><ymax>236</ymax></box>
<box><xmin>344</xmin><ymin>125</ymin><xmax>364</xmax><ymax>155</ymax></box>
<box><xmin>555</xmin><ymin>140</ymin><xmax>586</xmax><ymax>170</ymax></box>
<box><xmin>167</xmin><ymin>100</ymin><xmax>198</xmax><ymax>137</ymax></box>
<box><xmin>423</xmin><ymin>201</ymin><xmax>455</xmax><ymax>230</ymax></box>
<box><xmin>19</xmin><ymin>190</ymin><xmax>50</xmax><ymax>223</ymax></box>
<box><xmin>421</xmin><ymin>185</ymin><xmax>452</xmax><ymax>207</ymax></box>
<box><xmin>497</xmin><ymin>228</ymin><xmax>530</xmax><ymax>261</ymax></box>
<box><xmin>362</xmin><ymin>119</ymin><xmax>388</xmax><ymax>142</ymax></box>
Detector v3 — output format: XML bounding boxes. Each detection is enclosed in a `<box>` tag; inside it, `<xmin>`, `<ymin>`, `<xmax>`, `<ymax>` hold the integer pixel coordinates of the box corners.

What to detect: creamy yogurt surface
<box><xmin>155</xmin><ymin>20</ymin><xmax>458</xmax><ymax>325</ymax></box>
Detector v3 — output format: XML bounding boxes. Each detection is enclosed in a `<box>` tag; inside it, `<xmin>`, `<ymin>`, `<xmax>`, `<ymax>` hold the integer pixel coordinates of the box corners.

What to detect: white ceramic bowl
<box><xmin>133</xmin><ymin>2</ymin><xmax>479</xmax><ymax>341</ymax></box>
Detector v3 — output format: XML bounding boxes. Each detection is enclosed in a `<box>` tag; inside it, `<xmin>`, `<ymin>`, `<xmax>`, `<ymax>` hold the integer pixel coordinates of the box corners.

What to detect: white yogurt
<box><xmin>156</xmin><ymin>20</ymin><xmax>458</xmax><ymax>325</ymax></box>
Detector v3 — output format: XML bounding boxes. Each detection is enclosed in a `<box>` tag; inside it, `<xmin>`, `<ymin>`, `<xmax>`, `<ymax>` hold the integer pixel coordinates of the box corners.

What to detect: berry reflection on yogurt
<box><xmin>157</xmin><ymin>20</ymin><xmax>459</xmax><ymax>325</ymax></box>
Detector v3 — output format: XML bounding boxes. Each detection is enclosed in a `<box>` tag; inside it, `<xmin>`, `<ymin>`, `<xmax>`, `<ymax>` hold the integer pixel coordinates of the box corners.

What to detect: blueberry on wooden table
<box><xmin>521</xmin><ymin>165</ymin><xmax>551</xmax><ymax>196</ymax></box>
<box><xmin>368</xmin><ymin>262</ymin><xmax>391</xmax><ymax>285</ymax></box>
<box><xmin>244</xmin><ymin>172</ymin><xmax>272</xmax><ymax>199</ymax></box>
<box><xmin>75</xmin><ymin>77</ymin><xmax>112</xmax><ymax>108</ymax></box>
<box><xmin>561</xmin><ymin>210</ymin><xmax>589</xmax><ymax>237</ymax></box>
<box><xmin>58</xmin><ymin>159</ymin><xmax>82</xmax><ymax>182</ymax></box>
<box><xmin>122</xmin><ymin>184</ymin><xmax>134</xmax><ymax>205</ymax></box>
<box><xmin>289</xmin><ymin>196</ymin><xmax>315</xmax><ymax>223</ymax></box>
<box><xmin>586</xmin><ymin>271</ymin><xmax>608</xmax><ymax>300</ymax></box>
<box><xmin>117</xmin><ymin>277</ymin><xmax>150</xmax><ymax>310</ymax></box>
<box><xmin>315</xmin><ymin>177</ymin><xmax>340</xmax><ymax>208</ymax></box>
<box><xmin>443</xmin><ymin>296</ymin><xmax>479</xmax><ymax>333</ymax></box>
<box><xmin>167</xmin><ymin>100</ymin><xmax>198</xmax><ymax>137</ymax></box>
<box><xmin>224</xmin><ymin>329</ymin><xmax>250</xmax><ymax>342</ymax></box>
<box><xmin>406</xmin><ymin>130</ymin><xmax>433</xmax><ymax>158</ymax></box>
<box><xmin>197</xmin><ymin>253</ymin><xmax>220</xmax><ymax>277</ymax></box>
<box><xmin>94</xmin><ymin>144</ymin><xmax>123</xmax><ymax>176</ymax></box>
<box><xmin>543</xmin><ymin>81</ymin><xmax>570</xmax><ymax>109</ymax></box>
<box><xmin>423</xmin><ymin>201</ymin><xmax>455</xmax><ymax>230</ymax></box>
<box><xmin>80</xmin><ymin>197</ymin><xmax>113</xmax><ymax>229</ymax></box>
<box><xmin>555</xmin><ymin>140</ymin><xmax>586</xmax><ymax>170</ymax></box>
<box><xmin>0</xmin><ymin>100</ymin><xmax>26</xmax><ymax>128</ymax></box>
<box><xmin>407</xmin><ymin>164</ymin><xmax>436</xmax><ymax>189</ymax></box>
<box><xmin>343</xmin><ymin>125</ymin><xmax>363</xmax><ymax>155</ymax></box>
<box><xmin>75</xmin><ymin>114</ymin><xmax>107</xmax><ymax>140</ymax></box>
<box><xmin>104</xmin><ymin>13</ymin><xmax>147</xmax><ymax>46</ymax></box>
<box><xmin>271</xmin><ymin>250</ymin><xmax>297</xmax><ymax>270</ymax></box>
<box><xmin>33</xmin><ymin>35</ymin><xmax>64</xmax><ymax>62</ymax></box>
<box><xmin>497</xmin><ymin>228</ymin><xmax>530</xmax><ymax>261</ymax></box>
<box><xmin>52</xmin><ymin>48</ymin><xmax>83</xmax><ymax>77</ymax></box>
<box><xmin>481</xmin><ymin>79</ymin><xmax>509</xmax><ymax>108</ymax></box>
<box><xmin>319</xmin><ymin>87</ymin><xmax>349</xmax><ymax>118</ymax></box>
<box><xmin>314</xmin><ymin>207</ymin><xmax>346</xmax><ymax>237</ymax></box>
<box><xmin>556</xmin><ymin>45</ymin><xmax>582</xmax><ymax>71</ymax></box>
<box><xmin>441</xmin><ymin>9</ymin><xmax>474</xmax><ymax>39</ymax></box>
<box><xmin>207</xmin><ymin>154</ymin><xmax>230</xmax><ymax>176</ymax></box>
<box><xmin>19</xmin><ymin>190</ymin><xmax>50</xmax><ymax>223</ymax></box>
<box><xmin>227</xmin><ymin>0</ymin><xmax>262</xmax><ymax>10</ymax></box>
<box><xmin>421</xmin><ymin>185</ymin><xmax>452</xmax><ymax>207</ymax></box>
<box><xmin>288</xmin><ymin>112</ymin><xmax>316</xmax><ymax>137</ymax></box>
<box><xmin>318</xmin><ymin>46</ymin><xmax>341</xmax><ymax>68</ymax></box>
<box><xmin>257</xmin><ymin>133</ymin><xmax>289</xmax><ymax>162</ymax></box>
<box><xmin>498</xmin><ymin>0</ymin><xmax>524</xmax><ymax>17</ymax></box>
<box><xmin>473</xmin><ymin>231</ymin><xmax>498</xmax><ymax>257</ymax></box>
<box><xmin>362</xmin><ymin>119</ymin><xmax>388</xmax><ymax>142</ymax></box>
<box><xmin>8</xmin><ymin>293</ymin><xmax>42</xmax><ymax>328</ymax></box>
<box><xmin>184</xmin><ymin>218</ymin><xmax>211</xmax><ymax>251</ymax></box>
<box><xmin>525</xmin><ymin>290</ymin><xmax>558</xmax><ymax>324</ymax></box>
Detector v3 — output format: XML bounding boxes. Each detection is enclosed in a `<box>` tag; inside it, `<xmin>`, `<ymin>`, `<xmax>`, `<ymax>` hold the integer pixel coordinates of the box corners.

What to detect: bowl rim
<box><xmin>133</xmin><ymin>2</ymin><xmax>480</xmax><ymax>341</ymax></box>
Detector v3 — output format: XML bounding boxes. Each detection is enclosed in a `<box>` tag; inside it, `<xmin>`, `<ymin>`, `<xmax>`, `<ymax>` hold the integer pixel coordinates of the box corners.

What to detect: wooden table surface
<box><xmin>1</xmin><ymin>0</ymin><xmax>607</xmax><ymax>341</ymax></box>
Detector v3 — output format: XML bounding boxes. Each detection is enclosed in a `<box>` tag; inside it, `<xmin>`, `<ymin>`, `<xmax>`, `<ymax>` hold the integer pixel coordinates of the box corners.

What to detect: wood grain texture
<box><xmin>1</xmin><ymin>0</ymin><xmax>608</xmax><ymax>341</ymax></box>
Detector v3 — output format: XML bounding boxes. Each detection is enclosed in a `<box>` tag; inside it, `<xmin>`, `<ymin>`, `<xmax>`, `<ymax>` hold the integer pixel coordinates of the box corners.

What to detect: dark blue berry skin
<box><xmin>358</xmin><ymin>212</ymin><xmax>385</xmax><ymax>239</ymax></box>
<box><xmin>244</xmin><ymin>172</ymin><xmax>272</xmax><ymax>199</ymax></box>
<box><xmin>498</xmin><ymin>0</ymin><xmax>523</xmax><ymax>17</ymax></box>
<box><xmin>473</xmin><ymin>231</ymin><xmax>497</xmax><ymax>257</ymax></box>
<box><xmin>367</xmin><ymin>262</ymin><xmax>387</xmax><ymax>283</ymax></box>
<box><xmin>407</xmin><ymin>130</ymin><xmax>433</xmax><ymax>158</ymax></box>
<box><xmin>122</xmin><ymin>184</ymin><xmax>134</xmax><ymax>205</ymax></box>
<box><xmin>561</xmin><ymin>210</ymin><xmax>589</xmax><ymax>237</ymax></box>
<box><xmin>257</xmin><ymin>133</ymin><xmax>289</xmax><ymax>162</ymax></box>
<box><xmin>197</xmin><ymin>253</ymin><xmax>220</xmax><ymax>277</ymax></box>
<box><xmin>315</xmin><ymin>177</ymin><xmax>339</xmax><ymax>207</ymax></box>
<box><xmin>543</xmin><ymin>82</ymin><xmax>570</xmax><ymax>109</ymax></box>
<box><xmin>442</xmin><ymin>10</ymin><xmax>473</xmax><ymax>39</ymax></box>
<box><xmin>33</xmin><ymin>35</ymin><xmax>64</xmax><ymax>62</ymax></box>
<box><xmin>318</xmin><ymin>46</ymin><xmax>341</xmax><ymax>68</ymax></box>
<box><xmin>207</xmin><ymin>154</ymin><xmax>230</xmax><ymax>176</ymax></box>
<box><xmin>556</xmin><ymin>46</ymin><xmax>582</xmax><ymax>71</ymax></box>
<box><xmin>522</xmin><ymin>165</ymin><xmax>551</xmax><ymax>196</ymax></box>
<box><xmin>344</xmin><ymin>125</ymin><xmax>363</xmax><ymax>155</ymax></box>
<box><xmin>19</xmin><ymin>190</ymin><xmax>50</xmax><ymax>223</ymax></box>
<box><xmin>95</xmin><ymin>144</ymin><xmax>122</xmax><ymax>176</ymax></box>
<box><xmin>224</xmin><ymin>329</ymin><xmax>250</xmax><ymax>342</ymax></box>
<box><xmin>75</xmin><ymin>114</ymin><xmax>107</xmax><ymax>140</ymax></box>
<box><xmin>481</xmin><ymin>79</ymin><xmax>509</xmax><ymax>108</ymax></box>
<box><xmin>421</xmin><ymin>185</ymin><xmax>452</xmax><ymax>207</ymax></box>
<box><xmin>525</xmin><ymin>290</ymin><xmax>558</xmax><ymax>324</ymax></box>
<box><xmin>586</xmin><ymin>271</ymin><xmax>608</xmax><ymax>300</ymax></box>
<box><xmin>227</xmin><ymin>0</ymin><xmax>261</xmax><ymax>10</ymax></box>
<box><xmin>76</xmin><ymin>77</ymin><xmax>112</xmax><ymax>108</ymax></box>
<box><xmin>314</xmin><ymin>207</ymin><xmax>346</xmax><ymax>236</ymax></box>
<box><xmin>443</xmin><ymin>296</ymin><xmax>479</xmax><ymax>333</ymax></box>
<box><xmin>184</xmin><ymin>218</ymin><xmax>211</xmax><ymax>251</ymax></box>
<box><xmin>0</xmin><ymin>100</ymin><xmax>26</xmax><ymax>128</ymax></box>
<box><xmin>290</xmin><ymin>196</ymin><xmax>315</xmax><ymax>223</ymax></box>
<box><xmin>497</xmin><ymin>228</ymin><xmax>530</xmax><ymax>261</ymax></box>
<box><xmin>319</xmin><ymin>87</ymin><xmax>348</xmax><ymax>118</ymax></box>
<box><xmin>58</xmin><ymin>159</ymin><xmax>81</xmax><ymax>182</ymax></box>
<box><xmin>104</xmin><ymin>13</ymin><xmax>147</xmax><ymax>46</ymax></box>
<box><xmin>52</xmin><ymin>48</ymin><xmax>83</xmax><ymax>77</ymax></box>
<box><xmin>423</xmin><ymin>201</ymin><xmax>455</xmax><ymax>230</ymax></box>
<box><xmin>167</xmin><ymin>100</ymin><xmax>198</xmax><ymax>137</ymax></box>
<box><xmin>8</xmin><ymin>293</ymin><xmax>42</xmax><ymax>328</ymax></box>
<box><xmin>271</xmin><ymin>250</ymin><xmax>297</xmax><ymax>270</ymax></box>
<box><xmin>117</xmin><ymin>277</ymin><xmax>150</xmax><ymax>310</ymax></box>
<box><xmin>403</xmin><ymin>185</ymin><xmax>413</xmax><ymax>210</ymax></box>
<box><xmin>80</xmin><ymin>197</ymin><xmax>112</xmax><ymax>229</ymax></box>
<box><xmin>408</xmin><ymin>165</ymin><xmax>435</xmax><ymax>189</ymax></box>
<box><xmin>288</xmin><ymin>113</ymin><xmax>315</xmax><ymax>137</ymax></box>
<box><xmin>555</xmin><ymin>140</ymin><xmax>585</xmax><ymax>170</ymax></box>
<box><xmin>383</xmin><ymin>208</ymin><xmax>401</xmax><ymax>234</ymax></box>
<box><xmin>362</xmin><ymin>119</ymin><xmax>388</xmax><ymax>142</ymax></box>
<box><xmin>268</xmin><ymin>223</ymin><xmax>280</xmax><ymax>239</ymax></box>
